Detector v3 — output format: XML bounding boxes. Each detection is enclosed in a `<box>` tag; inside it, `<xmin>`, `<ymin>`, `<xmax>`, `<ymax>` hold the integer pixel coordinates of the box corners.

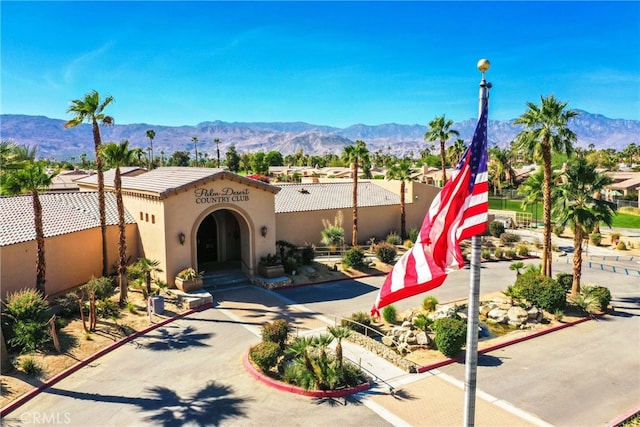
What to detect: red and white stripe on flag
<box><xmin>372</xmin><ymin>105</ymin><xmax>489</xmax><ymax>316</ymax></box>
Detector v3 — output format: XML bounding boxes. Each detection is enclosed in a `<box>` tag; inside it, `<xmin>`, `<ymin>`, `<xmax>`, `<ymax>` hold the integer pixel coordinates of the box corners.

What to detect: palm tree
<box><xmin>424</xmin><ymin>115</ymin><xmax>459</xmax><ymax>186</ymax></box>
<box><xmin>102</xmin><ymin>140</ymin><xmax>135</xmax><ymax>305</ymax></box>
<box><xmin>448</xmin><ymin>138</ymin><xmax>467</xmax><ymax>166</ymax></box>
<box><xmin>342</xmin><ymin>140</ymin><xmax>370</xmax><ymax>246</ymax></box>
<box><xmin>214</xmin><ymin>138</ymin><xmax>221</xmax><ymax>168</ymax></box>
<box><xmin>1</xmin><ymin>160</ymin><xmax>56</xmax><ymax>294</ymax></box>
<box><xmin>553</xmin><ymin>158</ymin><xmax>615</xmax><ymax>296</ymax></box>
<box><xmin>191</xmin><ymin>136</ymin><xmax>199</xmax><ymax>167</ymax></box>
<box><xmin>146</xmin><ymin>129</ymin><xmax>156</xmax><ymax>169</ymax></box>
<box><xmin>488</xmin><ymin>147</ymin><xmax>517</xmax><ymax>196</ymax></box>
<box><xmin>65</xmin><ymin>90</ymin><xmax>115</xmax><ymax>277</ymax></box>
<box><xmin>386</xmin><ymin>158</ymin><xmax>415</xmax><ymax>239</ymax></box>
<box><xmin>327</xmin><ymin>326</ymin><xmax>351</xmax><ymax>368</ymax></box>
<box><xmin>514</xmin><ymin>95</ymin><xmax>579</xmax><ymax>277</ymax></box>
<box><xmin>131</xmin><ymin>258</ymin><xmax>163</xmax><ymax>296</ymax></box>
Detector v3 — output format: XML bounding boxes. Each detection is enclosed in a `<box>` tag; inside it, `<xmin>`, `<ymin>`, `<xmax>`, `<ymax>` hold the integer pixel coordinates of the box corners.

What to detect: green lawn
<box><xmin>488</xmin><ymin>198</ymin><xmax>639</xmax><ymax>229</ymax></box>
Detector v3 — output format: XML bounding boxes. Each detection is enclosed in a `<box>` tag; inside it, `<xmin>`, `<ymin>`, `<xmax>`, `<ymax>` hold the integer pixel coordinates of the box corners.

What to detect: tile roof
<box><xmin>275</xmin><ymin>182</ymin><xmax>400</xmax><ymax>213</ymax></box>
<box><xmin>0</xmin><ymin>192</ymin><xmax>136</xmax><ymax>247</ymax></box>
<box><xmin>76</xmin><ymin>167</ymin><xmax>278</xmax><ymax>198</ymax></box>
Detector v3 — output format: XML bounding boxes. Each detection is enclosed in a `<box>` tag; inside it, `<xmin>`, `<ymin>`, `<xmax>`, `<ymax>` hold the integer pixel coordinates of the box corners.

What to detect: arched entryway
<box><xmin>196</xmin><ymin>209</ymin><xmax>243</xmax><ymax>273</ymax></box>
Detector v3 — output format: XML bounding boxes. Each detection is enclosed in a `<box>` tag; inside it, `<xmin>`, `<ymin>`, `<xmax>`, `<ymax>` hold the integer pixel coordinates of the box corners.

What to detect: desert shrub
<box><xmin>250</xmin><ymin>341</ymin><xmax>282</xmax><ymax>372</ymax></box>
<box><xmin>375</xmin><ymin>242</ymin><xmax>397</xmax><ymax>264</ymax></box>
<box><xmin>488</xmin><ymin>221</ymin><xmax>505</xmax><ymax>238</ymax></box>
<box><xmin>408</xmin><ymin>227</ymin><xmax>419</xmax><ymax>242</ymax></box>
<box><xmin>589</xmin><ymin>233</ymin><xmax>602</xmax><ymax>246</ymax></box>
<box><xmin>87</xmin><ymin>276</ymin><xmax>116</xmax><ymax>300</ymax></box>
<box><xmin>261</xmin><ymin>319</ymin><xmax>290</xmax><ymax>349</ymax></box>
<box><xmin>382</xmin><ymin>305</ymin><xmax>397</xmax><ymax>324</ymax></box>
<box><xmin>581</xmin><ymin>285</ymin><xmax>611</xmax><ymax>312</ymax></box>
<box><xmin>342</xmin><ymin>247</ymin><xmax>366</xmax><ymax>269</ymax></box>
<box><xmin>504</xmin><ymin>249</ymin><xmax>517</xmax><ymax>258</ymax></box>
<box><xmin>481</xmin><ymin>249</ymin><xmax>492</xmax><ymax>260</ymax></box>
<box><xmin>513</xmin><ymin>272</ymin><xmax>566</xmax><ymax>312</ymax></box>
<box><xmin>403</xmin><ymin>239</ymin><xmax>414</xmax><ymax>248</ymax></box>
<box><xmin>96</xmin><ymin>299</ymin><xmax>120</xmax><ymax>319</ymax></box>
<box><xmin>385</xmin><ymin>232</ymin><xmax>402</xmax><ymax>245</ymax></box>
<box><xmin>413</xmin><ymin>313</ymin><xmax>434</xmax><ymax>332</ymax></box>
<box><xmin>556</xmin><ymin>273</ymin><xmax>573</xmax><ymax>292</ymax></box>
<box><xmin>554</xmin><ymin>309</ymin><xmax>564</xmax><ymax>322</ymax></box>
<box><xmin>54</xmin><ymin>292</ymin><xmax>80</xmax><ymax>319</ymax></box>
<box><xmin>283</xmin><ymin>256</ymin><xmax>299</xmax><ymax>274</ymax></box>
<box><xmin>341</xmin><ymin>311</ymin><xmax>372</xmax><ymax>334</ymax></box>
<box><xmin>500</xmin><ymin>233</ymin><xmax>521</xmax><ymax>244</ymax></box>
<box><xmin>572</xmin><ymin>291</ymin><xmax>600</xmax><ymax>314</ymax></box>
<box><xmin>320</xmin><ymin>226</ymin><xmax>344</xmax><ymax>248</ymax></box>
<box><xmin>433</xmin><ymin>317</ymin><xmax>467</xmax><ymax>358</ymax></box>
<box><xmin>493</xmin><ymin>248</ymin><xmax>504</xmax><ymax>259</ymax></box>
<box><xmin>516</xmin><ymin>244</ymin><xmax>530</xmax><ymax>257</ymax></box>
<box><xmin>20</xmin><ymin>356</ymin><xmax>42</xmax><ymax>376</ymax></box>
<box><xmin>422</xmin><ymin>296</ymin><xmax>439</xmax><ymax>312</ymax></box>
<box><xmin>2</xmin><ymin>289</ymin><xmax>51</xmax><ymax>353</ymax></box>
<box><xmin>300</xmin><ymin>245</ymin><xmax>315</xmax><ymax>265</ymax></box>
<box><xmin>2</xmin><ymin>288</ymin><xmax>49</xmax><ymax>324</ymax></box>
<box><xmin>126</xmin><ymin>302</ymin><xmax>137</xmax><ymax>314</ymax></box>
<box><xmin>553</xmin><ymin>224</ymin><xmax>565</xmax><ymax>236</ymax></box>
<box><xmin>617</xmin><ymin>241</ymin><xmax>627</xmax><ymax>250</ymax></box>
<box><xmin>9</xmin><ymin>320</ymin><xmax>51</xmax><ymax>353</ymax></box>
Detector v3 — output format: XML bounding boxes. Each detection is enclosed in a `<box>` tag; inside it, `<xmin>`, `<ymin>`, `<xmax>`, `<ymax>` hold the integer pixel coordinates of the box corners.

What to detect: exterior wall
<box><xmin>274</xmin><ymin>181</ymin><xmax>439</xmax><ymax>246</ymax></box>
<box><xmin>0</xmin><ymin>224</ymin><xmax>138</xmax><ymax>300</ymax></box>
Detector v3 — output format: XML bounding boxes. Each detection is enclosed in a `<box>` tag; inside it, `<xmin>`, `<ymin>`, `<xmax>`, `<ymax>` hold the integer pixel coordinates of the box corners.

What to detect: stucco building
<box><xmin>1</xmin><ymin>167</ymin><xmax>438</xmax><ymax>298</ymax></box>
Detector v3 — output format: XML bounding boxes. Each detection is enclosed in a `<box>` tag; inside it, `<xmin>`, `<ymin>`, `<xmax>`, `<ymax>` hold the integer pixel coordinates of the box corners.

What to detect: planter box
<box><xmin>174</xmin><ymin>277</ymin><xmax>203</xmax><ymax>292</ymax></box>
<box><xmin>258</xmin><ymin>265</ymin><xmax>285</xmax><ymax>278</ymax></box>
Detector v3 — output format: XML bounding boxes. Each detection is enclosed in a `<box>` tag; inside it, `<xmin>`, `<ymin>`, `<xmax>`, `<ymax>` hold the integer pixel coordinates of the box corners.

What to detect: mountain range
<box><xmin>1</xmin><ymin>111</ymin><xmax>638</xmax><ymax>161</ymax></box>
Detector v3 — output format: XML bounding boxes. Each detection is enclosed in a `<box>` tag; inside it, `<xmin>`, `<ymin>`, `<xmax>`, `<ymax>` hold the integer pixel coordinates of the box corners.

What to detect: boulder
<box><xmin>382</xmin><ymin>335</ymin><xmax>395</xmax><ymax>346</ymax></box>
<box><xmin>416</xmin><ymin>331</ymin><xmax>430</xmax><ymax>345</ymax></box>
<box><xmin>487</xmin><ymin>307</ymin><xmax>508</xmax><ymax>324</ymax></box>
<box><xmin>507</xmin><ymin>306</ymin><xmax>529</xmax><ymax>326</ymax></box>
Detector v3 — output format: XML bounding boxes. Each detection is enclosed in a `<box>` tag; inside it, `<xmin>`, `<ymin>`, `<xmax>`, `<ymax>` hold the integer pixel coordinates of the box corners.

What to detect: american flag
<box><xmin>371</xmin><ymin>104</ymin><xmax>489</xmax><ymax>316</ymax></box>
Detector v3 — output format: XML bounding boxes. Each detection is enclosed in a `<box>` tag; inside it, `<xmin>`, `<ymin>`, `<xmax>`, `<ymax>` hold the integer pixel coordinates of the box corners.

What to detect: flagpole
<box><xmin>463</xmin><ymin>58</ymin><xmax>491</xmax><ymax>427</ymax></box>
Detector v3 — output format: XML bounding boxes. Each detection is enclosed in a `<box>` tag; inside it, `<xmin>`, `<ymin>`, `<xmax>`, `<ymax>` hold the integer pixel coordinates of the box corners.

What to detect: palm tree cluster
<box><xmin>284</xmin><ymin>326</ymin><xmax>362</xmax><ymax>391</ymax></box>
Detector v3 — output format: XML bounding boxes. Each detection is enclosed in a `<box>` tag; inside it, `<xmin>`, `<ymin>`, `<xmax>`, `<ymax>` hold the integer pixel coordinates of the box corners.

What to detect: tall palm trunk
<box><xmin>92</xmin><ymin>119</ymin><xmax>108</xmax><ymax>277</ymax></box>
<box><xmin>115</xmin><ymin>168</ymin><xmax>128</xmax><ymax>305</ymax></box>
<box><xmin>571</xmin><ymin>226</ymin><xmax>584</xmax><ymax>297</ymax></box>
<box><xmin>32</xmin><ymin>190</ymin><xmax>46</xmax><ymax>295</ymax></box>
<box><xmin>440</xmin><ymin>139</ymin><xmax>447</xmax><ymax>185</ymax></box>
<box><xmin>541</xmin><ymin>142</ymin><xmax>553</xmax><ymax>277</ymax></box>
<box><xmin>352</xmin><ymin>160</ymin><xmax>358</xmax><ymax>246</ymax></box>
<box><xmin>400</xmin><ymin>180</ymin><xmax>406</xmax><ymax>239</ymax></box>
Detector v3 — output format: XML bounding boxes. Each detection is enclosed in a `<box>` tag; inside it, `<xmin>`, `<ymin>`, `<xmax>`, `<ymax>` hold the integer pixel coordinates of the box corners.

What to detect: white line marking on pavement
<box><xmin>433</xmin><ymin>370</ymin><xmax>555</xmax><ymax>427</ymax></box>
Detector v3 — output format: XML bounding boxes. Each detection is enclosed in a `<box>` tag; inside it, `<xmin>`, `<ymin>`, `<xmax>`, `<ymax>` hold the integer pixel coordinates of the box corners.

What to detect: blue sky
<box><xmin>2</xmin><ymin>1</ymin><xmax>639</xmax><ymax>128</ymax></box>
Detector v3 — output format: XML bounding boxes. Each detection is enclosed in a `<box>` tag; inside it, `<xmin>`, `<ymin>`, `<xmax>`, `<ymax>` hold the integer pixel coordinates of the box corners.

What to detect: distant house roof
<box><xmin>607</xmin><ymin>177</ymin><xmax>640</xmax><ymax>191</ymax></box>
<box><xmin>274</xmin><ymin>182</ymin><xmax>400</xmax><ymax>213</ymax></box>
<box><xmin>0</xmin><ymin>192</ymin><xmax>136</xmax><ymax>247</ymax></box>
<box><xmin>76</xmin><ymin>167</ymin><xmax>279</xmax><ymax>199</ymax></box>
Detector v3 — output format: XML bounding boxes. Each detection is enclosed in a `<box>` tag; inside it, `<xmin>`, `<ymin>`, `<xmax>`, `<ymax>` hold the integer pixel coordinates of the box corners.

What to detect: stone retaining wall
<box><xmin>346</xmin><ymin>332</ymin><xmax>418</xmax><ymax>373</ymax></box>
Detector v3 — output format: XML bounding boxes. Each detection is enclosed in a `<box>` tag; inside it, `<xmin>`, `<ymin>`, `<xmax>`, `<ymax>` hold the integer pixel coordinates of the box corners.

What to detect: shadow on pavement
<box><xmin>136</xmin><ymin>325</ymin><xmax>214</xmax><ymax>351</ymax></box>
<box><xmin>278</xmin><ymin>280</ymin><xmax>379</xmax><ymax>304</ymax></box>
<box><xmin>18</xmin><ymin>381</ymin><xmax>251</xmax><ymax>427</ymax></box>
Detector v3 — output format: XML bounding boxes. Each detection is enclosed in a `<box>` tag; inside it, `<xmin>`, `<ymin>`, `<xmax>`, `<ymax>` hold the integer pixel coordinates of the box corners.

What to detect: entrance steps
<box><xmin>203</xmin><ymin>269</ymin><xmax>251</xmax><ymax>290</ymax></box>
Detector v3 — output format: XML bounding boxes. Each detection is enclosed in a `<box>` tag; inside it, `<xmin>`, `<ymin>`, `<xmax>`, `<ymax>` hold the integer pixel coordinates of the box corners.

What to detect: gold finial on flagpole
<box><xmin>477</xmin><ymin>58</ymin><xmax>490</xmax><ymax>73</ymax></box>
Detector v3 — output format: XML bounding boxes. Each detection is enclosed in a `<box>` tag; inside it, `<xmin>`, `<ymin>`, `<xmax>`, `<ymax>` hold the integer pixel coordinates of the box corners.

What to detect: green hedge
<box><xmin>513</xmin><ymin>272</ymin><xmax>566</xmax><ymax>312</ymax></box>
<box><xmin>433</xmin><ymin>317</ymin><xmax>467</xmax><ymax>358</ymax></box>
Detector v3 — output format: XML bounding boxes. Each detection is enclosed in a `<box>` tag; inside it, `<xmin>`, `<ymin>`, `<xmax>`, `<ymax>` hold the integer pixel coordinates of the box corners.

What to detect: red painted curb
<box><xmin>243</xmin><ymin>351</ymin><xmax>370</xmax><ymax>398</ymax></box>
<box><xmin>416</xmin><ymin>315</ymin><xmax>596</xmax><ymax>374</ymax></box>
<box><xmin>0</xmin><ymin>302</ymin><xmax>213</xmax><ymax>417</ymax></box>
<box><xmin>607</xmin><ymin>403</ymin><xmax>640</xmax><ymax>426</ymax></box>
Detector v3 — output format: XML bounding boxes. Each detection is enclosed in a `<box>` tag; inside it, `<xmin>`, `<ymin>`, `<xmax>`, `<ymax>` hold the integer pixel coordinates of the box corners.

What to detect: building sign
<box><xmin>194</xmin><ymin>187</ymin><xmax>249</xmax><ymax>204</ymax></box>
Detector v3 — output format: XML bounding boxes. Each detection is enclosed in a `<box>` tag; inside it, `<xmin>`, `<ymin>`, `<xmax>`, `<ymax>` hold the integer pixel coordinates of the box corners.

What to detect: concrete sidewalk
<box><xmin>216</xmin><ymin>285</ymin><xmax>551</xmax><ymax>427</ymax></box>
